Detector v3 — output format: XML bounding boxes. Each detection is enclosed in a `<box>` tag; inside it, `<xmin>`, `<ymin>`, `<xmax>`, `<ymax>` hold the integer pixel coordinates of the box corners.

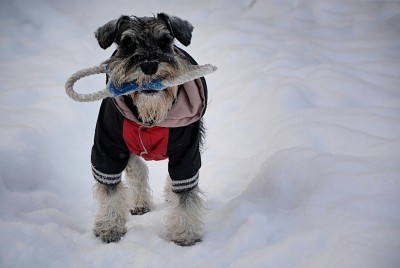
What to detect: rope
<box><xmin>65</xmin><ymin>63</ymin><xmax>217</xmax><ymax>102</ymax></box>
<box><xmin>163</xmin><ymin>64</ymin><xmax>217</xmax><ymax>87</ymax></box>
<box><xmin>65</xmin><ymin>65</ymin><xmax>109</xmax><ymax>102</ymax></box>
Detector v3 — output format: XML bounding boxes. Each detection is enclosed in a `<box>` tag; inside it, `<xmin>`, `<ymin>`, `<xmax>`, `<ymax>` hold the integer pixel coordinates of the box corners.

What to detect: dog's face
<box><xmin>95</xmin><ymin>14</ymin><xmax>194</xmax><ymax>125</ymax></box>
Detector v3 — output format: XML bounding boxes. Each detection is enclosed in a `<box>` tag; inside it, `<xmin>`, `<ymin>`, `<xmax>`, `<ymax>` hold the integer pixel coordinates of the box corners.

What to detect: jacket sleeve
<box><xmin>91</xmin><ymin>98</ymin><xmax>130</xmax><ymax>186</ymax></box>
<box><xmin>167</xmin><ymin>120</ymin><xmax>202</xmax><ymax>193</ymax></box>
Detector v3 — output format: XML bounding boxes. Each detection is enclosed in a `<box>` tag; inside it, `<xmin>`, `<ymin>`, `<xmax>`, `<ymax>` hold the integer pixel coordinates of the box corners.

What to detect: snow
<box><xmin>1</xmin><ymin>0</ymin><xmax>400</xmax><ymax>267</ymax></box>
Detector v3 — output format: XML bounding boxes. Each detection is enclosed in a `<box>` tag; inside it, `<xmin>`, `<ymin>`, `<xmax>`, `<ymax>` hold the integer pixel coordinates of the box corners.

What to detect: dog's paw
<box><xmin>167</xmin><ymin>229</ymin><xmax>203</xmax><ymax>247</ymax></box>
<box><xmin>94</xmin><ymin>228</ymin><xmax>127</xmax><ymax>243</ymax></box>
<box><xmin>173</xmin><ymin>238</ymin><xmax>202</xmax><ymax>247</ymax></box>
<box><xmin>94</xmin><ymin>225</ymin><xmax>127</xmax><ymax>243</ymax></box>
<box><xmin>130</xmin><ymin>207</ymin><xmax>150</xmax><ymax>215</ymax></box>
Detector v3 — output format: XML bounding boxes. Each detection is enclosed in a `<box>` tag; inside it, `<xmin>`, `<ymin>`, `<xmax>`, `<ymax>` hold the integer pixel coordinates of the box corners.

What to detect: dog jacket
<box><xmin>91</xmin><ymin>47</ymin><xmax>207</xmax><ymax>193</ymax></box>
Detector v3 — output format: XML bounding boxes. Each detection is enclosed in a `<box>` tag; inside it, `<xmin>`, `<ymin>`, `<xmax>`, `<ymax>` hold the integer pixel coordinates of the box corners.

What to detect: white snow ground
<box><xmin>1</xmin><ymin>0</ymin><xmax>400</xmax><ymax>267</ymax></box>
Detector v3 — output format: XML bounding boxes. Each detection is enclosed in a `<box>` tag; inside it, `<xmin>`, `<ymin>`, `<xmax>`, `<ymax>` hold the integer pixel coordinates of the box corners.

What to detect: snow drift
<box><xmin>1</xmin><ymin>0</ymin><xmax>399</xmax><ymax>267</ymax></box>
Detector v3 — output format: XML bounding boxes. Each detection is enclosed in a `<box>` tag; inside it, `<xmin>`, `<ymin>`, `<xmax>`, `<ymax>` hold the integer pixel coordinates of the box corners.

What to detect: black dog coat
<box><xmin>91</xmin><ymin>48</ymin><xmax>207</xmax><ymax>193</ymax></box>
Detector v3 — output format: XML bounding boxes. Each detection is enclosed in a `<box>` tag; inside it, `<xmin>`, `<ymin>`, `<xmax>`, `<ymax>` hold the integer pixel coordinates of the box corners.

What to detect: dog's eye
<box><xmin>158</xmin><ymin>35</ymin><xmax>174</xmax><ymax>52</ymax></box>
<box><xmin>120</xmin><ymin>37</ymin><xmax>135</xmax><ymax>48</ymax></box>
<box><xmin>159</xmin><ymin>35</ymin><xmax>174</xmax><ymax>46</ymax></box>
<box><xmin>118</xmin><ymin>37</ymin><xmax>136</xmax><ymax>56</ymax></box>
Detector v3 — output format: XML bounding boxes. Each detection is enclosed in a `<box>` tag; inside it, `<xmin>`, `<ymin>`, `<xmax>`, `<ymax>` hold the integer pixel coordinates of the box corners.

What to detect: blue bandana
<box><xmin>107</xmin><ymin>79</ymin><xmax>167</xmax><ymax>97</ymax></box>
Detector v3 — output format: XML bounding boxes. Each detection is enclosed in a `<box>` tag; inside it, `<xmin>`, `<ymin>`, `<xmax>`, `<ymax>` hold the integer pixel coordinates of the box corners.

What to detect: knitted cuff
<box><xmin>91</xmin><ymin>164</ymin><xmax>122</xmax><ymax>186</ymax></box>
<box><xmin>171</xmin><ymin>171</ymin><xmax>199</xmax><ymax>193</ymax></box>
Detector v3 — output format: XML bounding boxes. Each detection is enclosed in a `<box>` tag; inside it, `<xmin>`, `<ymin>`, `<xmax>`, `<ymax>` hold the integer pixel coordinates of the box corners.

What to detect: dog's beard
<box><xmin>103</xmin><ymin>52</ymin><xmax>190</xmax><ymax>124</ymax></box>
<box><xmin>131</xmin><ymin>87</ymin><xmax>178</xmax><ymax>124</ymax></box>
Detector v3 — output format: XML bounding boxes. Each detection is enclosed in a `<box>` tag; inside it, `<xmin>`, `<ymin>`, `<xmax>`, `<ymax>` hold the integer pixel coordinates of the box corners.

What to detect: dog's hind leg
<box><xmin>93</xmin><ymin>182</ymin><xmax>129</xmax><ymax>243</ymax></box>
<box><xmin>126</xmin><ymin>154</ymin><xmax>152</xmax><ymax>215</ymax></box>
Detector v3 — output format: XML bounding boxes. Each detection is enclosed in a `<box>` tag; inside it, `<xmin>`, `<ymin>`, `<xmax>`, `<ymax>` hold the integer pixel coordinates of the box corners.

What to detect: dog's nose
<box><xmin>140</xmin><ymin>61</ymin><xmax>158</xmax><ymax>75</ymax></box>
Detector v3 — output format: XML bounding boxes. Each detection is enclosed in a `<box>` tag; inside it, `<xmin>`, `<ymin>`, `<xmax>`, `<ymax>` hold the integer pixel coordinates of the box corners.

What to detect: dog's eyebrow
<box><xmin>152</xmin><ymin>24</ymin><xmax>170</xmax><ymax>39</ymax></box>
<box><xmin>121</xmin><ymin>30</ymin><xmax>136</xmax><ymax>40</ymax></box>
<box><xmin>159</xmin><ymin>33</ymin><xmax>174</xmax><ymax>39</ymax></box>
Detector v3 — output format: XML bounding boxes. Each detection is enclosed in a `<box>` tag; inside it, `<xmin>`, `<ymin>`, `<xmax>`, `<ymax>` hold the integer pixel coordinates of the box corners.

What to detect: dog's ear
<box><xmin>95</xmin><ymin>16</ymin><xmax>131</xmax><ymax>49</ymax></box>
<box><xmin>157</xmin><ymin>13</ymin><xmax>194</xmax><ymax>46</ymax></box>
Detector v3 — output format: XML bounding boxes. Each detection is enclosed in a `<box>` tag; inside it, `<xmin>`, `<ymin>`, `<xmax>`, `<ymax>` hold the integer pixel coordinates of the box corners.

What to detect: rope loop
<box><xmin>65</xmin><ymin>64</ymin><xmax>217</xmax><ymax>102</ymax></box>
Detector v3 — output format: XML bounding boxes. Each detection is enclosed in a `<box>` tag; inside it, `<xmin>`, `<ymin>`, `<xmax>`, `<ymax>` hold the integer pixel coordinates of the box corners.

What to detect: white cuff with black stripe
<box><xmin>91</xmin><ymin>164</ymin><xmax>122</xmax><ymax>186</ymax></box>
<box><xmin>171</xmin><ymin>171</ymin><xmax>199</xmax><ymax>193</ymax></box>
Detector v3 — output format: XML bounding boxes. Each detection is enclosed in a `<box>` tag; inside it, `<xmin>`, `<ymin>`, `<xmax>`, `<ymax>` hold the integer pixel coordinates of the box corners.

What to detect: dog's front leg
<box><xmin>165</xmin><ymin>184</ymin><xmax>206</xmax><ymax>246</ymax></box>
<box><xmin>93</xmin><ymin>182</ymin><xmax>129</xmax><ymax>243</ymax></box>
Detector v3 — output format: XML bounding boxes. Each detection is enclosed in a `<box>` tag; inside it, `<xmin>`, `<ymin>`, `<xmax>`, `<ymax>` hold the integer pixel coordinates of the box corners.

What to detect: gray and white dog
<box><xmin>91</xmin><ymin>13</ymin><xmax>208</xmax><ymax>246</ymax></box>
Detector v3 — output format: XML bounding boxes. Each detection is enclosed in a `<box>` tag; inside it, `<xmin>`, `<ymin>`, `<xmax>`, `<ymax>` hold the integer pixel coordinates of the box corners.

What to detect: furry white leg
<box><xmin>93</xmin><ymin>182</ymin><xmax>129</xmax><ymax>243</ymax></box>
<box><xmin>125</xmin><ymin>154</ymin><xmax>152</xmax><ymax>215</ymax></box>
<box><xmin>165</xmin><ymin>185</ymin><xmax>206</xmax><ymax>246</ymax></box>
<box><xmin>164</xmin><ymin>176</ymin><xmax>178</xmax><ymax>204</ymax></box>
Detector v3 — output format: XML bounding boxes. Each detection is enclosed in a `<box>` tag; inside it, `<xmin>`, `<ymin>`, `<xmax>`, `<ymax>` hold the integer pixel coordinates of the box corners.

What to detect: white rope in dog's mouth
<box><xmin>65</xmin><ymin>64</ymin><xmax>217</xmax><ymax>102</ymax></box>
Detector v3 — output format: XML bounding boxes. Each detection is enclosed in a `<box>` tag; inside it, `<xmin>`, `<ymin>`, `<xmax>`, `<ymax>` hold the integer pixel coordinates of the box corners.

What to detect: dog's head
<box><xmin>95</xmin><ymin>14</ymin><xmax>194</xmax><ymax>125</ymax></box>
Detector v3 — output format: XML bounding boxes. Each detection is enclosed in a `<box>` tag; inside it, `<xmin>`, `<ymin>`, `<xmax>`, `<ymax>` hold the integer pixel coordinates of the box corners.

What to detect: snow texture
<box><xmin>1</xmin><ymin>0</ymin><xmax>400</xmax><ymax>267</ymax></box>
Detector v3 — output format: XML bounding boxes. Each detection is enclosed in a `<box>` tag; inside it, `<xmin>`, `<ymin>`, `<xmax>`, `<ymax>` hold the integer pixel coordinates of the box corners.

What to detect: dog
<box><xmin>90</xmin><ymin>13</ymin><xmax>208</xmax><ymax>246</ymax></box>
